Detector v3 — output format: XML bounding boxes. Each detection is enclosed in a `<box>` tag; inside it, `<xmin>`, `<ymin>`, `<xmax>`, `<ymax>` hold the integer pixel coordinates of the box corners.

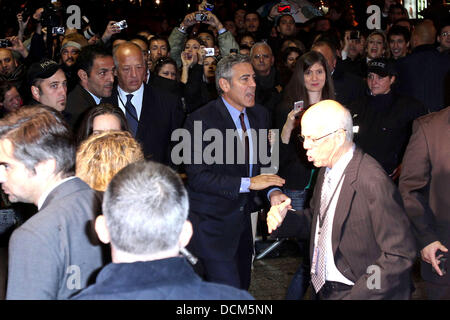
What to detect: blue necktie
<box><xmin>125</xmin><ymin>94</ymin><xmax>138</xmax><ymax>137</ymax></box>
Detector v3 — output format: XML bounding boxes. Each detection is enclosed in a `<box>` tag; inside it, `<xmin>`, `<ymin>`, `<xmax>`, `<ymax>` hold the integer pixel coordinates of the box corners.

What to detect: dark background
<box><xmin>0</xmin><ymin>0</ymin><xmax>448</xmax><ymax>38</ymax></box>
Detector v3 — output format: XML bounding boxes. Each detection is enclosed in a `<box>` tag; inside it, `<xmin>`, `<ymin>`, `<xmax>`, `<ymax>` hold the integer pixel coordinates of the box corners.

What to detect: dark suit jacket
<box><xmin>396</xmin><ymin>45</ymin><xmax>450</xmax><ymax>112</ymax></box>
<box><xmin>65</xmin><ymin>84</ymin><xmax>97</xmax><ymax>131</ymax></box>
<box><xmin>102</xmin><ymin>83</ymin><xmax>185</xmax><ymax>166</ymax></box>
<box><xmin>399</xmin><ymin>106</ymin><xmax>450</xmax><ymax>284</ymax></box>
<box><xmin>183</xmin><ymin>97</ymin><xmax>271</xmax><ymax>261</ymax></box>
<box><xmin>288</xmin><ymin>148</ymin><xmax>416</xmax><ymax>299</ymax></box>
<box><xmin>72</xmin><ymin>257</ymin><xmax>253</xmax><ymax>300</ymax></box>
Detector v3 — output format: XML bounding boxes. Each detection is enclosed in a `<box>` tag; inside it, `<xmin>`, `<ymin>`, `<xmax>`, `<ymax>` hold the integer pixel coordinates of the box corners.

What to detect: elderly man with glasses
<box><xmin>267</xmin><ymin>99</ymin><xmax>416</xmax><ymax>300</ymax></box>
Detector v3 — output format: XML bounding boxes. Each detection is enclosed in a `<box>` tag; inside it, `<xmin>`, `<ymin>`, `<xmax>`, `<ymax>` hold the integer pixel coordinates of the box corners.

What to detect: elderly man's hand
<box><xmin>421</xmin><ymin>241</ymin><xmax>448</xmax><ymax>276</ymax></box>
<box><xmin>267</xmin><ymin>197</ymin><xmax>291</xmax><ymax>233</ymax></box>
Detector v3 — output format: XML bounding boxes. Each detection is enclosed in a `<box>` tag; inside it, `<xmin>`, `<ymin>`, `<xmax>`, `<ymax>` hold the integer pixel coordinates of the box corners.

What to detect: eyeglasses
<box><xmin>441</xmin><ymin>32</ymin><xmax>450</xmax><ymax>37</ymax></box>
<box><xmin>253</xmin><ymin>54</ymin><xmax>271</xmax><ymax>59</ymax></box>
<box><xmin>299</xmin><ymin>128</ymin><xmax>345</xmax><ymax>145</ymax></box>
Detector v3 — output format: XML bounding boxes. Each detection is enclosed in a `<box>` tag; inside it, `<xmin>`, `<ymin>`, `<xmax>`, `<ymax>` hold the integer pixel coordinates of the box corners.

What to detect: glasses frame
<box><xmin>299</xmin><ymin>128</ymin><xmax>346</xmax><ymax>146</ymax></box>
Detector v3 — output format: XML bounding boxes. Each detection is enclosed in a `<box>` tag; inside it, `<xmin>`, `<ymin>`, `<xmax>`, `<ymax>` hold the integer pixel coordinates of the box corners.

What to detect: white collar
<box><xmin>325</xmin><ymin>144</ymin><xmax>355</xmax><ymax>181</ymax></box>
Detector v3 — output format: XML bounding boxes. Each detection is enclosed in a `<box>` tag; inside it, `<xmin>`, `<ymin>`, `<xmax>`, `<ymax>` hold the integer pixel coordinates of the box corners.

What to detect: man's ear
<box><xmin>390</xmin><ymin>75</ymin><xmax>396</xmax><ymax>85</ymax></box>
<box><xmin>34</xmin><ymin>158</ymin><xmax>57</xmax><ymax>178</ymax></box>
<box><xmin>95</xmin><ymin>215</ymin><xmax>111</xmax><ymax>244</ymax></box>
<box><xmin>218</xmin><ymin>77</ymin><xmax>230</xmax><ymax>93</ymax></box>
<box><xmin>77</xmin><ymin>69</ymin><xmax>88</xmax><ymax>82</ymax></box>
<box><xmin>31</xmin><ymin>85</ymin><xmax>40</xmax><ymax>100</ymax></box>
<box><xmin>178</xmin><ymin>220</ymin><xmax>193</xmax><ymax>248</ymax></box>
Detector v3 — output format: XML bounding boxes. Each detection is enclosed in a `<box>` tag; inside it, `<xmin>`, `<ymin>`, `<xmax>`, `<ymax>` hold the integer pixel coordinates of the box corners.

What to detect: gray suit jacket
<box><xmin>292</xmin><ymin>148</ymin><xmax>416</xmax><ymax>299</ymax></box>
<box><xmin>6</xmin><ymin>178</ymin><xmax>106</xmax><ymax>300</ymax></box>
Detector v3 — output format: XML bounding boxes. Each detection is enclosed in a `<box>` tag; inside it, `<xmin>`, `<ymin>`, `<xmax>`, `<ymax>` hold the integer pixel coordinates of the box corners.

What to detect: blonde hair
<box><xmin>76</xmin><ymin>131</ymin><xmax>144</xmax><ymax>191</ymax></box>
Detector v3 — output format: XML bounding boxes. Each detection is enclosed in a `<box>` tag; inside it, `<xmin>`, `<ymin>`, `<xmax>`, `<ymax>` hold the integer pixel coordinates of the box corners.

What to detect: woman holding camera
<box><xmin>273</xmin><ymin>51</ymin><xmax>335</xmax><ymax>300</ymax></box>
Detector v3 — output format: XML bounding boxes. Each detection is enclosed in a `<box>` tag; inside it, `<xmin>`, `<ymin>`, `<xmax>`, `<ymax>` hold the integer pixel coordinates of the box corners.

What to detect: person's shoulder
<box><xmin>186</xmin><ymin>98</ymin><xmax>221</xmax><ymax>120</ymax></box>
<box><xmin>352</xmin><ymin>149</ymin><xmax>391</xmax><ymax>184</ymax></box>
<box><xmin>416</xmin><ymin>106</ymin><xmax>450</xmax><ymax>127</ymax></box>
<box><xmin>145</xmin><ymin>83</ymin><xmax>178</xmax><ymax>101</ymax></box>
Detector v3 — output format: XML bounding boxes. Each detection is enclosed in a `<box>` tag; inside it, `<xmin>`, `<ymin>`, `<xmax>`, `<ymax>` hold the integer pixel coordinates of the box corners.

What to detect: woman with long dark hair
<box><xmin>272</xmin><ymin>50</ymin><xmax>335</xmax><ymax>300</ymax></box>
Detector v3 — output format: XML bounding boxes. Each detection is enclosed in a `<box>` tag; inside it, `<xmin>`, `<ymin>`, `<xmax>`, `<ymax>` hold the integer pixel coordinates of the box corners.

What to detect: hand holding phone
<box><xmin>294</xmin><ymin>101</ymin><xmax>304</xmax><ymax>113</ymax></box>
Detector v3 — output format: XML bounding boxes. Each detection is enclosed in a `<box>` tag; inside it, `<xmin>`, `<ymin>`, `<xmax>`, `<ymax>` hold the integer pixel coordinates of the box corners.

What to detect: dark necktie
<box><xmin>125</xmin><ymin>94</ymin><xmax>138</xmax><ymax>137</ymax></box>
<box><xmin>239</xmin><ymin>113</ymin><xmax>249</xmax><ymax>176</ymax></box>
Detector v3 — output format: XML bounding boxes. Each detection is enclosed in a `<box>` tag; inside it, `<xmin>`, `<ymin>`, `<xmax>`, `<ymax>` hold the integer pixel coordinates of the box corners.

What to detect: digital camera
<box><xmin>52</xmin><ymin>27</ymin><xmax>65</xmax><ymax>35</ymax></box>
<box><xmin>0</xmin><ymin>39</ymin><xmax>12</xmax><ymax>48</ymax></box>
<box><xmin>205</xmin><ymin>48</ymin><xmax>215</xmax><ymax>57</ymax></box>
<box><xmin>195</xmin><ymin>13</ymin><xmax>207</xmax><ymax>22</ymax></box>
<box><xmin>114</xmin><ymin>20</ymin><xmax>128</xmax><ymax>30</ymax></box>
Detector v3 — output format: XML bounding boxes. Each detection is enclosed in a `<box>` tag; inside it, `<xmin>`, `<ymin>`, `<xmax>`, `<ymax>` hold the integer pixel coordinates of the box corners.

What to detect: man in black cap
<box><xmin>349</xmin><ymin>58</ymin><xmax>427</xmax><ymax>180</ymax></box>
<box><xmin>27</xmin><ymin>59</ymin><xmax>67</xmax><ymax>113</ymax></box>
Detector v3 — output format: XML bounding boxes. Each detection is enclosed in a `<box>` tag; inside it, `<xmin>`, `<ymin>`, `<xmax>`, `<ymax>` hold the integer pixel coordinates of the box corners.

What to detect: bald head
<box><xmin>113</xmin><ymin>42</ymin><xmax>146</xmax><ymax>93</ymax></box>
<box><xmin>411</xmin><ymin>20</ymin><xmax>437</xmax><ymax>48</ymax></box>
<box><xmin>301</xmin><ymin>100</ymin><xmax>353</xmax><ymax>168</ymax></box>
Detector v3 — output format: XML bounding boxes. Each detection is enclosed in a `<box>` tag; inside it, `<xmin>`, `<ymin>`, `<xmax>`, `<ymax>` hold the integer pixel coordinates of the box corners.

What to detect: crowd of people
<box><xmin>0</xmin><ymin>0</ymin><xmax>449</xmax><ymax>300</ymax></box>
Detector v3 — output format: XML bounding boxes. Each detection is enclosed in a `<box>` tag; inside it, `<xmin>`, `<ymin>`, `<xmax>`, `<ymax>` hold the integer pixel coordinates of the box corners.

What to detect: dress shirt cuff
<box><xmin>218</xmin><ymin>28</ymin><xmax>227</xmax><ymax>35</ymax></box>
<box><xmin>240</xmin><ymin>177</ymin><xmax>251</xmax><ymax>193</ymax></box>
<box><xmin>267</xmin><ymin>188</ymin><xmax>282</xmax><ymax>201</ymax></box>
<box><xmin>341</xmin><ymin>50</ymin><xmax>348</xmax><ymax>60</ymax></box>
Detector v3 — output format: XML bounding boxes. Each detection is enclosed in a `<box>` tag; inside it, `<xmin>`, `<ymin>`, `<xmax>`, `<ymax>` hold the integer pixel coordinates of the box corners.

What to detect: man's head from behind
<box><xmin>301</xmin><ymin>100</ymin><xmax>353</xmax><ymax>169</ymax></box>
<box><xmin>28</xmin><ymin>59</ymin><xmax>67</xmax><ymax>112</ymax></box>
<box><xmin>0</xmin><ymin>105</ymin><xmax>75</xmax><ymax>204</ymax></box>
<box><xmin>76</xmin><ymin>45</ymin><xmax>115</xmax><ymax>98</ymax></box>
<box><xmin>411</xmin><ymin>20</ymin><xmax>436</xmax><ymax>49</ymax></box>
<box><xmin>95</xmin><ymin>160</ymin><xmax>192</xmax><ymax>262</ymax></box>
<box><xmin>0</xmin><ymin>48</ymin><xmax>18</xmax><ymax>77</ymax></box>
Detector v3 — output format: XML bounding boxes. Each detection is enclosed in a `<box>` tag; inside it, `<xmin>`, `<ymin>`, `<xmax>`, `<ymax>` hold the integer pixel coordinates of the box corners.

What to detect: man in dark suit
<box><xmin>399</xmin><ymin>106</ymin><xmax>450</xmax><ymax>300</ymax></box>
<box><xmin>0</xmin><ymin>105</ymin><xmax>105</xmax><ymax>299</ymax></box>
<box><xmin>396</xmin><ymin>20</ymin><xmax>450</xmax><ymax>112</ymax></box>
<box><xmin>65</xmin><ymin>45</ymin><xmax>115</xmax><ymax>131</ymax></box>
<box><xmin>267</xmin><ymin>100</ymin><xmax>416</xmax><ymax>299</ymax></box>
<box><xmin>183</xmin><ymin>54</ymin><xmax>285</xmax><ymax>290</ymax></box>
<box><xmin>102</xmin><ymin>42</ymin><xmax>184</xmax><ymax>166</ymax></box>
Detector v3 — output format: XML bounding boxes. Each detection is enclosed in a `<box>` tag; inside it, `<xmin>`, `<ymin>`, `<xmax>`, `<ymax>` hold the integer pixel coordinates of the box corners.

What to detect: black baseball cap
<box><xmin>27</xmin><ymin>59</ymin><xmax>61</xmax><ymax>86</ymax></box>
<box><xmin>367</xmin><ymin>58</ymin><xmax>397</xmax><ymax>77</ymax></box>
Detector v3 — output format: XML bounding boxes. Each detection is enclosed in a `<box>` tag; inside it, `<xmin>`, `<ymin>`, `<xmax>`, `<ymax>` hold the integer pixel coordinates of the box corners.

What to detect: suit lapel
<box><xmin>136</xmin><ymin>84</ymin><xmax>151</xmax><ymax>137</ymax></box>
<box><xmin>331</xmin><ymin>148</ymin><xmax>362</xmax><ymax>255</ymax></box>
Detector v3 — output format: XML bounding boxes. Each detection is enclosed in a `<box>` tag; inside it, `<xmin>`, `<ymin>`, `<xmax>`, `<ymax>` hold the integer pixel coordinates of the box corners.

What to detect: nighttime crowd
<box><xmin>0</xmin><ymin>0</ymin><xmax>449</xmax><ymax>300</ymax></box>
